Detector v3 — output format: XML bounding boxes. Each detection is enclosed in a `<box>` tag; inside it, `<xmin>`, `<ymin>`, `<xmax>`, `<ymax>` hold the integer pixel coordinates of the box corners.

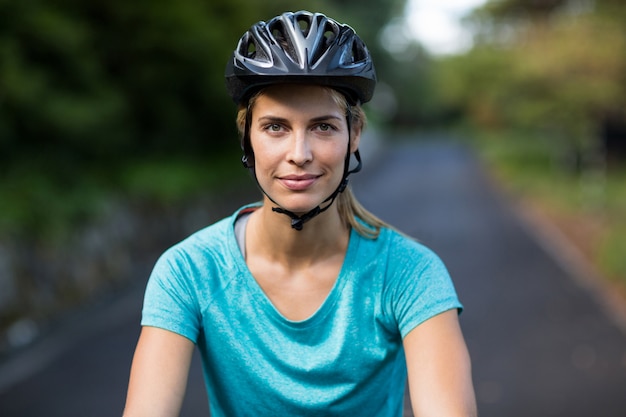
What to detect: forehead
<box><xmin>252</xmin><ymin>84</ymin><xmax>347</xmax><ymax>115</ymax></box>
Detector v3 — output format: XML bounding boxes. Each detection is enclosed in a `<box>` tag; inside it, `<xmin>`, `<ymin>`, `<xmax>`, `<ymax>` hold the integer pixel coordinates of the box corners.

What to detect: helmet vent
<box><xmin>238</xmin><ymin>33</ymin><xmax>269</xmax><ymax>62</ymax></box>
<box><xmin>350</xmin><ymin>39</ymin><xmax>367</xmax><ymax>64</ymax></box>
<box><xmin>269</xmin><ymin>20</ymin><xmax>298</xmax><ymax>63</ymax></box>
<box><xmin>246</xmin><ymin>41</ymin><xmax>256</xmax><ymax>58</ymax></box>
<box><xmin>323</xmin><ymin>28</ymin><xmax>337</xmax><ymax>45</ymax></box>
<box><xmin>296</xmin><ymin>15</ymin><xmax>311</xmax><ymax>36</ymax></box>
<box><xmin>309</xmin><ymin>22</ymin><xmax>339</xmax><ymax>66</ymax></box>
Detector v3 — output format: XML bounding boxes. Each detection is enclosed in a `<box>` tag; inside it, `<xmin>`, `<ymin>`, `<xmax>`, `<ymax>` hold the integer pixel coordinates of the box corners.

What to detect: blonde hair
<box><xmin>237</xmin><ymin>86</ymin><xmax>390</xmax><ymax>239</ymax></box>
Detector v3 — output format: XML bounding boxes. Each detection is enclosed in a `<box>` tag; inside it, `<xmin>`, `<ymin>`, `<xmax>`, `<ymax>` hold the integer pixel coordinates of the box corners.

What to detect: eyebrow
<box><xmin>311</xmin><ymin>115</ymin><xmax>343</xmax><ymax>123</ymax></box>
<box><xmin>256</xmin><ymin>114</ymin><xmax>344</xmax><ymax>124</ymax></box>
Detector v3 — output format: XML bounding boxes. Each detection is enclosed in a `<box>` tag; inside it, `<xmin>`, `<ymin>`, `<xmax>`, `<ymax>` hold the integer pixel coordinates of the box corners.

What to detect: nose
<box><xmin>287</xmin><ymin>130</ymin><xmax>312</xmax><ymax>166</ymax></box>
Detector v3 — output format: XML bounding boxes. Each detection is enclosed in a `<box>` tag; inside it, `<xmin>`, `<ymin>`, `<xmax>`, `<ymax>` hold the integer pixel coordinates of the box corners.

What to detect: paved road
<box><xmin>1</xmin><ymin>137</ymin><xmax>625</xmax><ymax>416</ymax></box>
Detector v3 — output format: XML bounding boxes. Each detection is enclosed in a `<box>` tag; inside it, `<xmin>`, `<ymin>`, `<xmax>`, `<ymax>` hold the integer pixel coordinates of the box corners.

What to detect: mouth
<box><xmin>278</xmin><ymin>174</ymin><xmax>320</xmax><ymax>191</ymax></box>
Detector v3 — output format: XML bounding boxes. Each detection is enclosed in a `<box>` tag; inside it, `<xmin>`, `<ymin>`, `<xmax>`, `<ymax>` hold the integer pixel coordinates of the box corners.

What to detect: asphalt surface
<box><xmin>1</xmin><ymin>137</ymin><xmax>625</xmax><ymax>417</ymax></box>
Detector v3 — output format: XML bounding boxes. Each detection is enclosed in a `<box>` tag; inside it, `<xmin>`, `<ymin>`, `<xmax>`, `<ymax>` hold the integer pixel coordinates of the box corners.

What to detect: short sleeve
<box><xmin>386</xmin><ymin>237</ymin><xmax>463</xmax><ymax>339</ymax></box>
<box><xmin>141</xmin><ymin>248</ymin><xmax>202</xmax><ymax>343</ymax></box>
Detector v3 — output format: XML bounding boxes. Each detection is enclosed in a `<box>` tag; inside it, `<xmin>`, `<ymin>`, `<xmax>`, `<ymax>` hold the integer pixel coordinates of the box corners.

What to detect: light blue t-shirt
<box><xmin>142</xmin><ymin>205</ymin><xmax>462</xmax><ymax>416</ymax></box>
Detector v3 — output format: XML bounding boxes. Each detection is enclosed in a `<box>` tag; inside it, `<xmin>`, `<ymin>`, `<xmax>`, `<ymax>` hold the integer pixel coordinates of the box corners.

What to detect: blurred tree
<box><xmin>380</xmin><ymin>42</ymin><xmax>440</xmax><ymax>127</ymax></box>
<box><xmin>479</xmin><ymin>0</ymin><xmax>568</xmax><ymax>19</ymax></box>
<box><xmin>433</xmin><ymin>46</ymin><xmax>515</xmax><ymax>130</ymax></box>
<box><xmin>439</xmin><ymin>0</ymin><xmax>626</xmax><ymax>166</ymax></box>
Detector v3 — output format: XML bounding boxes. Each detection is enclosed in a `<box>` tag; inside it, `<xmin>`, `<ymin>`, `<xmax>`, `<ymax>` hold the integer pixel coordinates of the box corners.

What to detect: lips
<box><xmin>278</xmin><ymin>174</ymin><xmax>320</xmax><ymax>191</ymax></box>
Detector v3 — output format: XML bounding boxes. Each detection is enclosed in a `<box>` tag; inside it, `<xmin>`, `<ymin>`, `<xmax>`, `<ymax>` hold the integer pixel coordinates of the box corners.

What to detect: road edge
<box><xmin>512</xmin><ymin>199</ymin><xmax>626</xmax><ymax>336</ymax></box>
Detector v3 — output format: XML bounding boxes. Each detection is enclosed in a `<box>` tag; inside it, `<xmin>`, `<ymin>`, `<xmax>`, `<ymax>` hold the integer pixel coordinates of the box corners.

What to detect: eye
<box><xmin>264</xmin><ymin>123</ymin><xmax>283</xmax><ymax>132</ymax></box>
<box><xmin>315</xmin><ymin>123</ymin><xmax>338</xmax><ymax>133</ymax></box>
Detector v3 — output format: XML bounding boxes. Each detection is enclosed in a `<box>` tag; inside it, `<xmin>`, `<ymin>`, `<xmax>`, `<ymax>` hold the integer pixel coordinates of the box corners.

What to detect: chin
<box><xmin>271</xmin><ymin>196</ymin><xmax>325</xmax><ymax>215</ymax></box>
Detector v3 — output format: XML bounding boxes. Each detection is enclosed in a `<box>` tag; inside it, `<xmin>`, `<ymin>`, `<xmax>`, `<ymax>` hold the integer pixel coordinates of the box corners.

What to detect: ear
<box><xmin>350</xmin><ymin>125</ymin><xmax>362</xmax><ymax>153</ymax></box>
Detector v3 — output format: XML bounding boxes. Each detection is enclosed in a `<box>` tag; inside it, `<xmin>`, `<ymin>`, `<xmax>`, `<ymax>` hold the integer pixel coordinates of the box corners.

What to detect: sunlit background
<box><xmin>405</xmin><ymin>0</ymin><xmax>488</xmax><ymax>55</ymax></box>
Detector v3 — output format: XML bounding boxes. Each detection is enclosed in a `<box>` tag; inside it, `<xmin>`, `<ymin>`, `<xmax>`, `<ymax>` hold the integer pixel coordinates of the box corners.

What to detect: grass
<box><xmin>469</xmin><ymin>128</ymin><xmax>626</xmax><ymax>287</ymax></box>
<box><xmin>599</xmin><ymin>170</ymin><xmax>626</xmax><ymax>283</ymax></box>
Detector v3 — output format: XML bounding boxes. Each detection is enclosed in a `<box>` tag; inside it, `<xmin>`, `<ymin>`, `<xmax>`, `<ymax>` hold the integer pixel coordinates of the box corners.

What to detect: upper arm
<box><xmin>124</xmin><ymin>326</ymin><xmax>195</xmax><ymax>417</ymax></box>
<box><xmin>403</xmin><ymin>310</ymin><xmax>477</xmax><ymax>417</ymax></box>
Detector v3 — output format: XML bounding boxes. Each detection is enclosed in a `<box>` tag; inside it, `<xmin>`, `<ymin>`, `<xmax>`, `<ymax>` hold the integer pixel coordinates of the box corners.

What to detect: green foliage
<box><xmin>433</xmin><ymin>46</ymin><xmax>516</xmax><ymax>129</ymax></box>
<box><xmin>599</xmin><ymin>168</ymin><xmax>626</xmax><ymax>281</ymax></box>
<box><xmin>120</xmin><ymin>152</ymin><xmax>248</xmax><ymax>204</ymax></box>
<box><xmin>435</xmin><ymin>0</ymin><xmax>626</xmax><ymax>181</ymax></box>
<box><xmin>0</xmin><ymin>158</ymin><xmax>107</xmax><ymax>240</ymax></box>
<box><xmin>477</xmin><ymin>0</ymin><xmax>569</xmax><ymax>20</ymax></box>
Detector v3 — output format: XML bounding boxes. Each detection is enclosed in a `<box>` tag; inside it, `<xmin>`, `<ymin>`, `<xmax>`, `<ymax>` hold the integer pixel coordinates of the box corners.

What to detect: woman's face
<box><xmin>249</xmin><ymin>84</ymin><xmax>359</xmax><ymax>215</ymax></box>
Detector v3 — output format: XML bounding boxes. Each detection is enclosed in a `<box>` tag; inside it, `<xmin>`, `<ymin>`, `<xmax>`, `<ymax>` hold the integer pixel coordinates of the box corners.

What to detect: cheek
<box><xmin>324</xmin><ymin>141</ymin><xmax>349</xmax><ymax>165</ymax></box>
<box><xmin>253</xmin><ymin>151</ymin><xmax>280</xmax><ymax>174</ymax></box>
<box><xmin>249</xmin><ymin>136</ymin><xmax>278</xmax><ymax>164</ymax></box>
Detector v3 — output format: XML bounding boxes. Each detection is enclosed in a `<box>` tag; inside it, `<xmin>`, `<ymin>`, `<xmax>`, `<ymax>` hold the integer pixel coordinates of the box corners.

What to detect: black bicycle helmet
<box><xmin>225</xmin><ymin>10</ymin><xmax>376</xmax><ymax>105</ymax></box>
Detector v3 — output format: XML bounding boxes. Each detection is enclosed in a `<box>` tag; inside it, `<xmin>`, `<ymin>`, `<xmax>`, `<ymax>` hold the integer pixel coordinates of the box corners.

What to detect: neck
<box><xmin>246</xmin><ymin>203</ymin><xmax>350</xmax><ymax>267</ymax></box>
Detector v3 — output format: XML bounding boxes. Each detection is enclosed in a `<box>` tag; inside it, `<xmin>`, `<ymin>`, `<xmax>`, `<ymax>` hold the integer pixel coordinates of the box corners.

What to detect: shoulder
<box><xmin>372</xmin><ymin>227</ymin><xmax>445</xmax><ymax>271</ymax></box>
<box><xmin>349</xmin><ymin>226</ymin><xmax>449</xmax><ymax>290</ymax></box>
<box><xmin>374</xmin><ymin>228</ymin><xmax>455</xmax><ymax>301</ymax></box>
<box><xmin>375</xmin><ymin>229</ymin><xmax>462</xmax><ymax>336</ymax></box>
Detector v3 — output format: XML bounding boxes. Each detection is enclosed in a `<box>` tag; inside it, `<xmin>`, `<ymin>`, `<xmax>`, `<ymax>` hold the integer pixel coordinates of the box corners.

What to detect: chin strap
<box><xmin>242</xmin><ymin>104</ymin><xmax>361</xmax><ymax>231</ymax></box>
<box><xmin>271</xmin><ymin>206</ymin><xmax>321</xmax><ymax>231</ymax></box>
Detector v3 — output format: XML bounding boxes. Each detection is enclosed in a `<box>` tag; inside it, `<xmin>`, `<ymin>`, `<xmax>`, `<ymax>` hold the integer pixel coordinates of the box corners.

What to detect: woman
<box><xmin>124</xmin><ymin>10</ymin><xmax>476</xmax><ymax>417</ymax></box>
